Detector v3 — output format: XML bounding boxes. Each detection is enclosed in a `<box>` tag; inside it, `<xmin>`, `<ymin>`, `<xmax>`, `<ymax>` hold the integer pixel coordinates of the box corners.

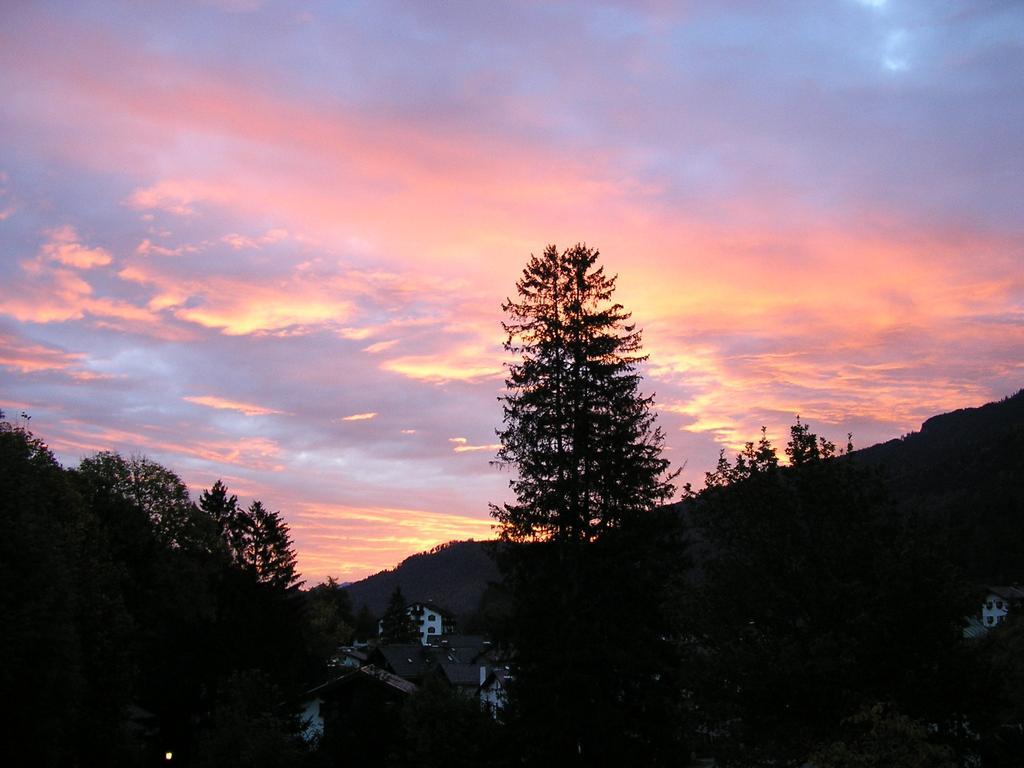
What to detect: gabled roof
<box><xmin>430</xmin><ymin>634</ymin><xmax>493</xmax><ymax>664</ymax></box>
<box><xmin>372</xmin><ymin>643</ymin><xmax>437</xmax><ymax>679</ymax></box>
<box><xmin>482</xmin><ymin>667</ymin><xmax>510</xmax><ymax>688</ymax></box>
<box><xmin>333</xmin><ymin>647</ymin><xmax>368</xmax><ymax>662</ymax></box>
<box><xmin>438</xmin><ymin>661</ymin><xmax>483</xmax><ymax>688</ymax></box>
<box><xmin>437</xmin><ymin>633</ymin><xmax>488</xmax><ymax>648</ymax></box>
<box><xmin>409</xmin><ymin>601</ymin><xmax>451</xmax><ymax>617</ymax></box>
<box><xmin>359</xmin><ymin>665</ymin><xmax>418</xmax><ymax>694</ymax></box>
<box><xmin>306</xmin><ymin>664</ymin><xmax>417</xmax><ymax>698</ymax></box>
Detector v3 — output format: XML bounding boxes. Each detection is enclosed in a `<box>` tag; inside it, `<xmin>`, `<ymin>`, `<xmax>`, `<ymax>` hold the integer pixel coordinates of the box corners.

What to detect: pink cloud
<box><xmin>382</xmin><ymin>347</ymin><xmax>504</xmax><ymax>383</ymax></box>
<box><xmin>340</xmin><ymin>412</ymin><xmax>378</xmax><ymax>422</ymax></box>
<box><xmin>40</xmin><ymin>225</ymin><xmax>112</xmax><ymax>269</ymax></box>
<box><xmin>0</xmin><ymin>332</ymin><xmax>85</xmax><ymax>375</ymax></box>
<box><xmin>118</xmin><ymin>262</ymin><xmax>355</xmax><ymax>336</ymax></box>
<box><xmin>124</xmin><ymin>180</ymin><xmax>230</xmax><ymax>216</ymax></box>
<box><xmin>184</xmin><ymin>395</ymin><xmax>285</xmax><ymax>417</ymax></box>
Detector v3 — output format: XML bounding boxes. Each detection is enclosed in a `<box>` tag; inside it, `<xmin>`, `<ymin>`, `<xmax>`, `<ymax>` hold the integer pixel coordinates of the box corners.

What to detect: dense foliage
<box><xmin>684</xmin><ymin>422</ymin><xmax>976</xmax><ymax>765</ymax></box>
<box><xmin>0</xmin><ymin>418</ymin><xmax>334</xmax><ymax>766</ymax></box>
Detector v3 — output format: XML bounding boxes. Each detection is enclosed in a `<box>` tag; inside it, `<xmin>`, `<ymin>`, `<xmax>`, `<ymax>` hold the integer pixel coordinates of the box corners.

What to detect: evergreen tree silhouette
<box><xmin>492</xmin><ymin>243</ymin><xmax>676</xmax><ymax>542</ymax></box>
<box><xmin>491</xmin><ymin>244</ymin><xmax>686</xmax><ymax>765</ymax></box>
<box><xmin>380</xmin><ymin>585</ymin><xmax>418</xmax><ymax>644</ymax></box>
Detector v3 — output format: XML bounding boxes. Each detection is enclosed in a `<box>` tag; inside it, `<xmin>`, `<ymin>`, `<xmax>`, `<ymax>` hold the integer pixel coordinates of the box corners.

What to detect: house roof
<box><xmin>438</xmin><ymin>661</ymin><xmax>483</xmax><ymax>688</ymax></box>
<box><xmin>335</xmin><ymin>647</ymin><xmax>368</xmax><ymax>662</ymax></box>
<box><xmin>986</xmin><ymin>585</ymin><xmax>1024</xmax><ymax>601</ymax></box>
<box><xmin>481</xmin><ymin>668</ymin><xmax>510</xmax><ymax>691</ymax></box>
<box><xmin>409</xmin><ymin>601</ymin><xmax>451</xmax><ymax>617</ymax></box>
<box><xmin>430</xmin><ymin>634</ymin><xmax>493</xmax><ymax>664</ymax></box>
<box><xmin>306</xmin><ymin>664</ymin><xmax>418</xmax><ymax>698</ymax></box>
<box><xmin>372</xmin><ymin>643</ymin><xmax>437</xmax><ymax>679</ymax></box>
<box><xmin>359</xmin><ymin>665</ymin><xmax>418</xmax><ymax>694</ymax></box>
<box><xmin>437</xmin><ymin>633</ymin><xmax>489</xmax><ymax>647</ymax></box>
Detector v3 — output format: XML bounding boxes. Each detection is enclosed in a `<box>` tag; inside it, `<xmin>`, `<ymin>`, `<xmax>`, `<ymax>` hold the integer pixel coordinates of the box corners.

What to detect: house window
<box><xmin>986</xmin><ymin>616</ymin><xmax>994</xmax><ymax>625</ymax></box>
<box><xmin>428</xmin><ymin>627</ymin><xmax>437</xmax><ymax>633</ymax></box>
<box><xmin>986</xmin><ymin>601</ymin><xmax>993</xmax><ymax>610</ymax></box>
<box><xmin>997</xmin><ymin>601</ymin><xmax>1004</xmax><ymax>609</ymax></box>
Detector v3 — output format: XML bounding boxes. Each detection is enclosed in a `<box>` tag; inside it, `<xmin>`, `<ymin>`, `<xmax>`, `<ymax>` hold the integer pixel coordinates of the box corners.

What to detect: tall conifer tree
<box><xmin>491</xmin><ymin>244</ymin><xmax>686</xmax><ymax>765</ymax></box>
<box><xmin>492</xmin><ymin>243</ymin><xmax>676</xmax><ymax>542</ymax></box>
<box><xmin>242</xmin><ymin>500</ymin><xmax>299</xmax><ymax>590</ymax></box>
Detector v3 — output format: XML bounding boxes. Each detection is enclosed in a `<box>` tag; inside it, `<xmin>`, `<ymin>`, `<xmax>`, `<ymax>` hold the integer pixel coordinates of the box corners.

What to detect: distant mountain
<box><xmin>344</xmin><ymin>390</ymin><xmax>1024</xmax><ymax>619</ymax></box>
<box><xmin>344</xmin><ymin>539</ymin><xmax>501</xmax><ymax>622</ymax></box>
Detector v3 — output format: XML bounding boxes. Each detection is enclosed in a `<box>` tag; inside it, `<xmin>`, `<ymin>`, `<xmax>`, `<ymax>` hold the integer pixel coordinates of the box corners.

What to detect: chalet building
<box><xmin>982</xmin><ymin>585</ymin><xmax>1024</xmax><ymax>627</ymax></box>
<box><xmin>409</xmin><ymin>601</ymin><xmax>455</xmax><ymax>644</ymax></box>
<box><xmin>377</xmin><ymin>601</ymin><xmax>456</xmax><ymax>645</ymax></box>
<box><xmin>300</xmin><ymin>665</ymin><xmax>416</xmax><ymax>743</ymax></box>
<box><xmin>480</xmin><ymin>666</ymin><xmax>510</xmax><ymax>713</ymax></box>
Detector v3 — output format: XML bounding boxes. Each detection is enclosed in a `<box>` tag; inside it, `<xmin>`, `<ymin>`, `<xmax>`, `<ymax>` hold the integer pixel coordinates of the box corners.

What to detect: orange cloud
<box><xmin>453</xmin><ymin>443</ymin><xmax>501</xmax><ymax>454</ymax></box>
<box><xmin>49</xmin><ymin>420</ymin><xmax>286</xmax><ymax>474</ymax></box>
<box><xmin>341</xmin><ymin>412</ymin><xmax>378</xmax><ymax>421</ymax></box>
<box><xmin>184</xmin><ymin>395</ymin><xmax>285</xmax><ymax>416</ymax></box>
<box><xmin>382</xmin><ymin>348</ymin><xmax>503</xmax><ymax>383</ymax></box>
<box><xmin>40</xmin><ymin>226</ymin><xmax>112</xmax><ymax>269</ymax></box>
<box><xmin>118</xmin><ymin>263</ymin><xmax>355</xmax><ymax>336</ymax></box>
<box><xmin>448</xmin><ymin>437</ymin><xmax>501</xmax><ymax>453</ymax></box>
<box><xmin>0</xmin><ymin>333</ymin><xmax>85</xmax><ymax>375</ymax></box>
<box><xmin>362</xmin><ymin>339</ymin><xmax>399</xmax><ymax>354</ymax></box>
<box><xmin>0</xmin><ymin>259</ymin><xmax>162</xmax><ymax>330</ymax></box>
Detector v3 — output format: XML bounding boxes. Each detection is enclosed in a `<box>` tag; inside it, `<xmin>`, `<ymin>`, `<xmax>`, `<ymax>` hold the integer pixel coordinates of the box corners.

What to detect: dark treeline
<box><xmin>0</xmin><ymin>421</ymin><xmax>364</xmax><ymax>766</ymax></box>
<box><xmin>3</xmin><ymin>243</ymin><xmax>1023</xmax><ymax>767</ymax></box>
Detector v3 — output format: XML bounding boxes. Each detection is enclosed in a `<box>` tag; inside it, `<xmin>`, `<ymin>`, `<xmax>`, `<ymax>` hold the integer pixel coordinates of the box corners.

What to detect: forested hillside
<box><xmin>852</xmin><ymin>389</ymin><xmax>1024</xmax><ymax>581</ymax></box>
<box><xmin>345</xmin><ymin>539</ymin><xmax>501</xmax><ymax>622</ymax></box>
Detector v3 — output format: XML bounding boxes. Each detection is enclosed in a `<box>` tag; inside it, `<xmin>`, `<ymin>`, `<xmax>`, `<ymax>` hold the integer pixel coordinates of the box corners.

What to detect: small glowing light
<box><xmin>165</xmin><ymin>752</ymin><xmax>173</xmax><ymax>762</ymax></box>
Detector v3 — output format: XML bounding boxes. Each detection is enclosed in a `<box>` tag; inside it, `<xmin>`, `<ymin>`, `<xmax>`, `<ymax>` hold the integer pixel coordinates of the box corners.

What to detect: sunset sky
<box><xmin>2</xmin><ymin>0</ymin><xmax>1022</xmax><ymax>583</ymax></box>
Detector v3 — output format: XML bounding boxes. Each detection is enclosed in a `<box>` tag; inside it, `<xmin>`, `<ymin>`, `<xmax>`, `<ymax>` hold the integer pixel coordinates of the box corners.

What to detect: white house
<box><xmin>982</xmin><ymin>585</ymin><xmax>1024</xmax><ymax>628</ymax></box>
<box><xmin>378</xmin><ymin>601</ymin><xmax>455</xmax><ymax>645</ymax></box>
<box><xmin>409</xmin><ymin>601</ymin><xmax>455</xmax><ymax>644</ymax></box>
<box><xmin>480</xmin><ymin>666</ymin><xmax>510</xmax><ymax>714</ymax></box>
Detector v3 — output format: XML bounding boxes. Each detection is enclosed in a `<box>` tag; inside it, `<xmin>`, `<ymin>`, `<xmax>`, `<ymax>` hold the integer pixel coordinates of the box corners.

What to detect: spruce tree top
<box><xmin>492</xmin><ymin>243</ymin><xmax>676</xmax><ymax>543</ymax></box>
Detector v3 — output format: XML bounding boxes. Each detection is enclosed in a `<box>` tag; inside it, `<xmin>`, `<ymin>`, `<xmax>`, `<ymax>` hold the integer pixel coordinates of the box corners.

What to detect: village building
<box><xmin>300</xmin><ymin>665</ymin><xmax>416</xmax><ymax>743</ymax></box>
<box><xmin>982</xmin><ymin>585</ymin><xmax>1024</xmax><ymax>627</ymax></box>
<box><xmin>377</xmin><ymin>601</ymin><xmax>456</xmax><ymax>645</ymax></box>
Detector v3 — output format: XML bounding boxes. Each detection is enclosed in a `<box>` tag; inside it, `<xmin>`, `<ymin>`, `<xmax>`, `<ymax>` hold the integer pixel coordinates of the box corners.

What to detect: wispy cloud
<box><xmin>40</xmin><ymin>226</ymin><xmax>112</xmax><ymax>269</ymax></box>
<box><xmin>449</xmin><ymin>437</ymin><xmax>501</xmax><ymax>454</ymax></box>
<box><xmin>184</xmin><ymin>395</ymin><xmax>285</xmax><ymax>417</ymax></box>
<box><xmin>341</xmin><ymin>412</ymin><xmax>378</xmax><ymax>422</ymax></box>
